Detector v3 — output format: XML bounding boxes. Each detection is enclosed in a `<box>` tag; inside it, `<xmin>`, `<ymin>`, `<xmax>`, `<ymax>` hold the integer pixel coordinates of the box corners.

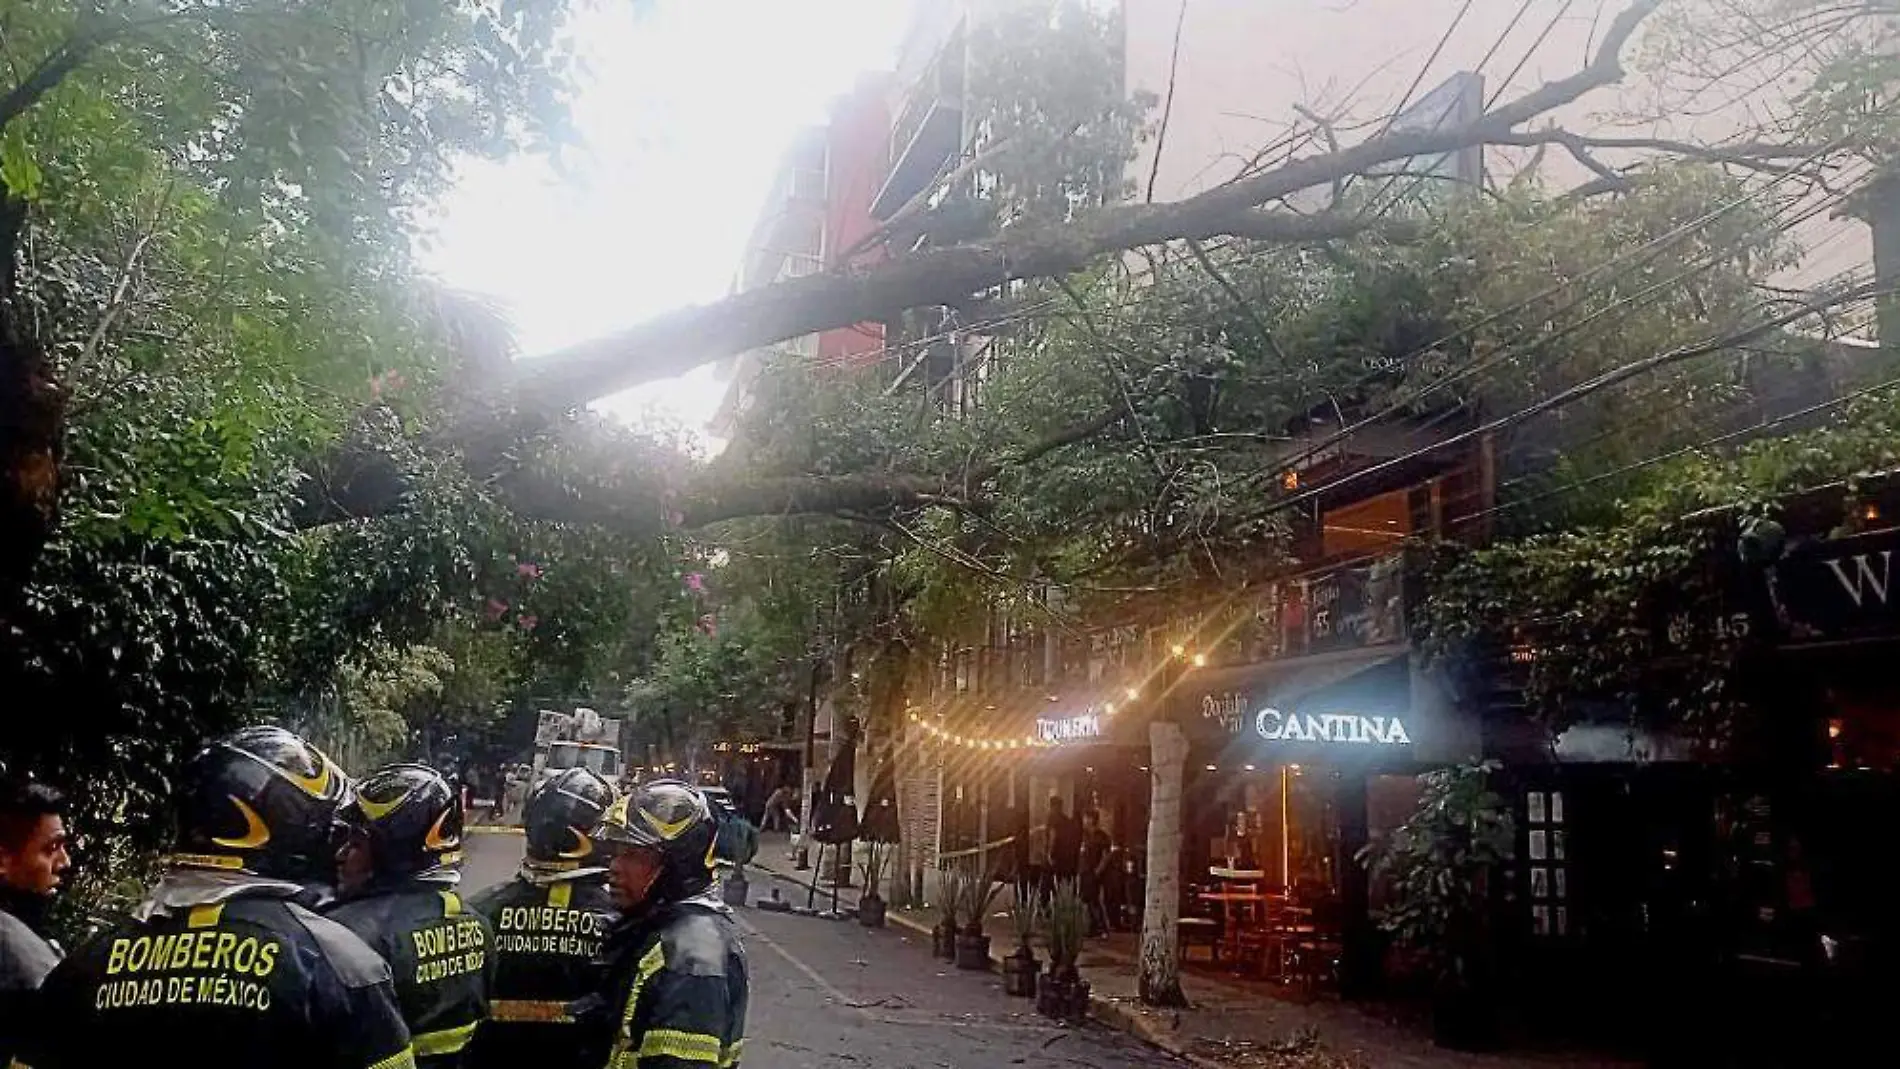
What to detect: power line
<box><xmin>1250</xmin><ymin>138</ymin><xmax>1877</xmax><ymax>487</ymax></box>
<box><xmin>1262</xmin><ymin>271</ymin><xmax>1884</xmax><ymax>521</ymax></box>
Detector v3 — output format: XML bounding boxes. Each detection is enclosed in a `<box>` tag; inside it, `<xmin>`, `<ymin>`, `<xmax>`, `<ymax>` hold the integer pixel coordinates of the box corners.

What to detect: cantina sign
<box><xmin>1255</xmin><ymin>708</ymin><xmax>1412</xmax><ymax>746</ymax></box>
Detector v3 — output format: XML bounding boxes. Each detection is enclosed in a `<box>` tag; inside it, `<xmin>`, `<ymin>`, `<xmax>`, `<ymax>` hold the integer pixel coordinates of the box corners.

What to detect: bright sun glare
<box><xmin>422</xmin><ymin>0</ymin><xmax>914</xmax><ymax>446</ymax></box>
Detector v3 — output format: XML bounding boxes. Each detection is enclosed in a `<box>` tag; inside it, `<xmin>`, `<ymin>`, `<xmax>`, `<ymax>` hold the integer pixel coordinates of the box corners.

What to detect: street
<box><xmin>464</xmin><ymin>833</ymin><xmax>1183</xmax><ymax>1069</ymax></box>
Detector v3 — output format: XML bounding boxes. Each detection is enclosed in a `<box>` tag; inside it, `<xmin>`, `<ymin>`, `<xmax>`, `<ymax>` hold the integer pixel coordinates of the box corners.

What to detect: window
<box><xmin>1320</xmin><ymin>489</ymin><xmax>1411</xmax><ymax>558</ymax></box>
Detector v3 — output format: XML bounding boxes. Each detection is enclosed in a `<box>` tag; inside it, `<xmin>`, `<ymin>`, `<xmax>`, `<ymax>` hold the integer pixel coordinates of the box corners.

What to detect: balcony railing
<box><xmin>872</xmin><ymin>30</ymin><xmax>965</xmax><ymax>219</ymax></box>
<box><xmin>775</xmin><ymin>252</ymin><xmax>824</xmax><ymax>282</ymax></box>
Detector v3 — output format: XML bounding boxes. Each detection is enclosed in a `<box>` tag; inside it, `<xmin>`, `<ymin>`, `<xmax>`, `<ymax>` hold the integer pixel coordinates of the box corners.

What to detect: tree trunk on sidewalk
<box><xmin>1138</xmin><ymin>720</ymin><xmax>1189</xmax><ymax>1007</ymax></box>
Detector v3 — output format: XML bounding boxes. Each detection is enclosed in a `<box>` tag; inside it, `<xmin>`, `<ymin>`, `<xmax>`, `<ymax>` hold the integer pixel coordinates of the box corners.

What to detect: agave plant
<box><xmin>1008</xmin><ymin>893</ymin><xmax>1039</xmax><ymax>948</ymax></box>
<box><xmin>937</xmin><ymin>867</ymin><xmax>964</xmax><ymax>928</ymax></box>
<box><xmin>1046</xmin><ymin>881</ymin><xmax>1089</xmax><ymax>973</ymax></box>
<box><xmin>956</xmin><ymin>865</ymin><xmax>1006</xmax><ymax>936</ymax></box>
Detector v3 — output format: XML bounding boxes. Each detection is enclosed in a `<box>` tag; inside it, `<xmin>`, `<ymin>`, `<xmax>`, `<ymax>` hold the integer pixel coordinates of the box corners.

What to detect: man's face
<box><xmin>335</xmin><ymin>832</ymin><xmax>375</xmax><ymax>895</ymax></box>
<box><xmin>608</xmin><ymin>847</ymin><xmax>664</xmax><ymax>912</ymax></box>
<box><xmin>0</xmin><ymin>814</ymin><xmax>71</xmax><ymax>897</ymax></box>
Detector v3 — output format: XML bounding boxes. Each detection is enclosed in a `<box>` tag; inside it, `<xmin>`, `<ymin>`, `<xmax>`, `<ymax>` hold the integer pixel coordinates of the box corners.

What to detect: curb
<box><xmin>747</xmin><ymin>860</ymin><xmax>1219</xmax><ymax>1068</ymax></box>
<box><xmin>466</xmin><ymin>825</ymin><xmax>525</xmax><ymax>836</ymax></box>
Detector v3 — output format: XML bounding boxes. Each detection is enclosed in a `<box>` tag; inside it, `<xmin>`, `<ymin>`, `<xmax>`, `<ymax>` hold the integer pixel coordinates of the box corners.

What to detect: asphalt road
<box><xmin>463</xmin><ymin>832</ymin><xmax>1182</xmax><ymax>1069</ymax></box>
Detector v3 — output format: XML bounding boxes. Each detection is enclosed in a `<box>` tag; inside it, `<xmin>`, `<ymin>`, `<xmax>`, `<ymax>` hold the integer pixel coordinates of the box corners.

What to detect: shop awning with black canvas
<box><xmin>1174</xmin><ymin>645</ymin><xmax>1430</xmax><ymax>767</ymax></box>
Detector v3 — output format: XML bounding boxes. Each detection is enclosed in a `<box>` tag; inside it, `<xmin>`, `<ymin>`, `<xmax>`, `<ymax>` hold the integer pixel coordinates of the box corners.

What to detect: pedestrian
<box><xmin>328</xmin><ymin>764</ymin><xmax>492</xmax><ymax>1068</ymax></box>
<box><xmin>1007</xmin><ymin>801</ymin><xmax>1032</xmax><ymax>909</ymax></box>
<box><xmin>11</xmin><ymin>726</ymin><xmax>414</xmax><ymax>1069</ymax></box>
<box><xmin>503</xmin><ymin>768</ymin><xmax>529</xmax><ymax>826</ymax></box>
<box><xmin>1027</xmin><ymin>806</ymin><xmax>1054</xmax><ymax>907</ymax></box>
<box><xmin>760</xmin><ymin>784</ymin><xmax>798</xmax><ymax>834</ymax></box>
<box><xmin>592</xmin><ymin>780</ymin><xmax>748</xmax><ymax>1068</ymax></box>
<box><xmin>0</xmin><ymin>777</ymin><xmax>71</xmax><ymax>1066</ymax></box>
<box><xmin>1077</xmin><ymin>810</ymin><xmax>1112</xmax><ymax>936</ymax></box>
<box><xmin>1047</xmin><ymin>796</ymin><xmax>1081</xmax><ymax>891</ymax></box>
<box><xmin>464</xmin><ymin>768</ymin><xmax>618</xmax><ymax>1069</ymax></box>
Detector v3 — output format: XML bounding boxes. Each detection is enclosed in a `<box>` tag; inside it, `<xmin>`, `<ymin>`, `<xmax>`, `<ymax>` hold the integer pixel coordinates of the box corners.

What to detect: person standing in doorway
<box><xmin>1027</xmin><ymin>807</ymin><xmax>1054</xmax><ymax>906</ymax></box>
<box><xmin>1078</xmin><ymin>810</ymin><xmax>1112</xmax><ymax>937</ymax></box>
<box><xmin>1048</xmin><ymin>796</ymin><xmax>1081</xmax><ymax>890</ymax></box>
<box><xmin>0</xmin><ymin>778</ymin><xmax>70</xmax><ymax>1066</ymax></box>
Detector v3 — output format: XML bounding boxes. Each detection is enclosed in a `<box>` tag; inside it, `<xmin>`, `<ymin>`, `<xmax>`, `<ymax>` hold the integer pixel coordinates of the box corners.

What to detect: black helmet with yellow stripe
<box><xmin>174</xmin><ymin>725</ymin><xmax>350</xmax><ymax>882</ymax></box>
<box><xmin>524</xmin><ymin>766</ymin><xmax>616</xmax><ymax>872</ymax></box>
<box><xmin>595</xmin><ymin>778</ymin><xmax>716</xmax><ymax>901</ymax></box>
<box><xmin>332</xmin><ymin>763</ymin><xmax>464</xmax><ymax>887</ymax></box>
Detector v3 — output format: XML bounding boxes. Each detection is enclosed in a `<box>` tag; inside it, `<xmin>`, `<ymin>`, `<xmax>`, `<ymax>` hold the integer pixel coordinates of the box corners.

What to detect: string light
<box><xmin>895</xmin><ymin>637</ymin><xmax>1225</xmax><ymax>751</ymax></box>
<box><xmin>904</xmin><ymin>711</ymin><xmax>1062</xmax><ymax>751</ymax></box>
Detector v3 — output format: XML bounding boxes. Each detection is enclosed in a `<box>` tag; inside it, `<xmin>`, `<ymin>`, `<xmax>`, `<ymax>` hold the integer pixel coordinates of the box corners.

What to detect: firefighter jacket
<box><xmin>8</xmin><ymin>868</ymin><xmax>414</xmax><ymax>1069</ymax></box>
<box><xmin>597</xmin><ymin>893</ymin><xmax>747</xmax><ymax>1069</ymax></box>
<box><xmin>326</xmin><ymin>882</ymin><xmax>493</xmax><ymax>1069</ymax></box>
<box><xmin>462</xmin><ymin>872</ymin><xmax>615</xmax><ymax>1069</ymax></box>
<box><xmin>0</xmin><ymin>891</ymin><xmax>62</xmax><ymax>1066</ymax></box>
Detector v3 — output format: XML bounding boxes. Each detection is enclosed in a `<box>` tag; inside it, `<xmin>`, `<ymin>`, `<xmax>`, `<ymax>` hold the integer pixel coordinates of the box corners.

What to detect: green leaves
<box><xmin>1360</xmin><ymin>761</ymin><xmax>1513</xmax><ymax>969</ymax></box>
<box><xmin>1</xmin><ymin>126</ymin><xmax>44</xmax><ymax>200</ymax></box>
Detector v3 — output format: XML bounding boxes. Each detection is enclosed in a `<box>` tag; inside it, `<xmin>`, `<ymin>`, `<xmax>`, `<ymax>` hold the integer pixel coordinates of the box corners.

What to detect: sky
<box><xmin>422</xmin><ymin>0</ymin><xmax>915</xmax><ymax>442</ymax></box>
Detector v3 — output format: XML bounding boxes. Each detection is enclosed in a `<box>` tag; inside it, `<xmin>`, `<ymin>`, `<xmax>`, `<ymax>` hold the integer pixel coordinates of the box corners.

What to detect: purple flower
<box><xmin>684</xmin><ymin>572</ymin><xmax>706</xmax><ymax>593</ymax></box>
<box><xmin>517</xmin><ymin>562</ymin><xmax>543</xmax><ymax>580</ymax></box>
<box><xmin>518</xmin><ymin>614</ymin><xmax>540</xmax><ymax>632</ymax></box>
<box><xmin>484</xmin><ymin>598</ymin><xmax>509</xmax><ymax>622</ymax></box>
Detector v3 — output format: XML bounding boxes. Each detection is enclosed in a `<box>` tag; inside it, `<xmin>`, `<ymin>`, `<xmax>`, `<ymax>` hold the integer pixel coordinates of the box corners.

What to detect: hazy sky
<box><xmin>423</xmin><ymin>0</ymin><xmax>913</xmax><ymax>438</ymax></box>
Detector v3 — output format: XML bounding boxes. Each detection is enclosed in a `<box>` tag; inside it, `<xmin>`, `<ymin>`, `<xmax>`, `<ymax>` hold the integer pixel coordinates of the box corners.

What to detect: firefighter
<box><xmin>9</xmin><ymin>726</ymin><xmax>416</xmax><ymax>1069</ymax></box>
<box><xmin>592</xmin><ymin>779</ymin><xmax>748</xmax><ymax>1069</ymax></box>
<box><xmin>464</xmin><ymin>768</ymin><xmax>618</xmax><ymax>1069</ymax></box>
<box><xmin>0</xmin><ymin>777</ymin><xmax>70</xmax><ymax>1066</ymax></box>
<box><xmin>326</xmin><ymin>764</ymin><xmax>492</xmax><ymax>1068</ymax></box>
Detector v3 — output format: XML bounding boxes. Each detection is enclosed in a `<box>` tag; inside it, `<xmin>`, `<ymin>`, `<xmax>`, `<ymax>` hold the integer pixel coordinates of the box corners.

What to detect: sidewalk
<box><xmin>744</xmin><ymin>842</ymin><xmax>1631</xmax><ymax>1069</ymax></box>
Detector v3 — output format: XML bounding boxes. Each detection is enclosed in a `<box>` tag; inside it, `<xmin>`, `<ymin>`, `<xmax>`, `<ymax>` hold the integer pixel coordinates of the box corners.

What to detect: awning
<box><xmin>1199</xmin><ymin>648</ymin><xmax>1422</xmax><ymax>766</ymax></box>
<box><xmin>1174</xmin><ymin>644</ymin><xmax>1408</xmax><ymax>745</ymax></box>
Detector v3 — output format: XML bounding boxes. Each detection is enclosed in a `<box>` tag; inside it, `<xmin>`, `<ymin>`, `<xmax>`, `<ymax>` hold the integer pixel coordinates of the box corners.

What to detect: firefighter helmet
<box><xmin>524</xmin><ymin>767</ymin><xmax>617</xmax><ymax>871</ymax></box>
<box><xmin>332</xmin><ymin>763</ymin><xmax>464</xmax><ymax>886</ymax></box>
<box><xmin>174</xmin><ymin>725</ymin><xmax>349</xmax><ymax>882</ymax></box>
<box><xmin>594</xmin><ymin>779</ymin><xmax>716</xmax><ymax>901</ymax></box>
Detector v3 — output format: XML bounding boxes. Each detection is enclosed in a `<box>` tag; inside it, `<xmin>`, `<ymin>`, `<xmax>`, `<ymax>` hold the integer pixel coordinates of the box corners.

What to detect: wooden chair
<box><xmin>1285</xmin><ymin>896</ymin><xmax>1343</xmax><ymax>991</ymax></box>
<box><xmin>1178</xmin><ymin>882</ymin><xmax>1222</xmax><ymax>963</ymax></box>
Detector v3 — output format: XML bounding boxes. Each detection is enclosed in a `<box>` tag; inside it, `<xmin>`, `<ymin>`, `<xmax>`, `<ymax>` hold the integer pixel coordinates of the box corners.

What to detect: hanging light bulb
<box><xmin>1192</xmin><ymin>653</ymin><xmax>1207</xmax><ymax>667</ymax></box>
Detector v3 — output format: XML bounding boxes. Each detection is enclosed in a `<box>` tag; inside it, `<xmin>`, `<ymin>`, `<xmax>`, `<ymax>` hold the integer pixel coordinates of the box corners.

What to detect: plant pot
<box><xmin>1036</xmin><ymin>970</ymin><xmax>1087</xmax><ymax>1020</ymax></box>
<box><xmin>857</xmin><ymin>895</ymin><xmax>887</xmax><ymax>928</ymax></box>
<box><xmin>932</xmin><ymin>920</ymin><xmax>958</xmax><ymax>960</ymax></box>
<box><xmin>1002</xmin><ymin>944</ymin><xmax>1038</xmax><ymax>997</ymax></box>
<box><xmin>720</xmin><ymin>868</ymin><xmax>749</xmax><ymax>907</ymax></box>
<box><xmin>1035</xmin><ymin>971</ymin><xmax>1058</xmax><ymax>1016</ymax></box>
<box><xmin>955</xmin><ymin>932</ymin><xmax>992</xmax><ymax>970</ymax></box>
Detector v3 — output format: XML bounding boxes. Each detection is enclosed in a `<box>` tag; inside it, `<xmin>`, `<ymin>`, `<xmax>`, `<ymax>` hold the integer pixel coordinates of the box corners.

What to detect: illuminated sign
<box><xmin>1255</xmin><ymin>709</ymin><xmax>1412</xmax><ymax>746</ymax></box>
<box><xmin>1200</xmin><ymin>692</ymin><xmax>1245</xmax><ymax>734</ymax></box>
<box><xmin>1036</xmin><ymin>714</ymin><xmax>1103</xmax><ymax>743</ymax></box>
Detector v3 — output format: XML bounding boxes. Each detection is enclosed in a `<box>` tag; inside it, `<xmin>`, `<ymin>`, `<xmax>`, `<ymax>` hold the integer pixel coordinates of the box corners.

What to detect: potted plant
<box><xmin>1002</xmin><ymin>894</ymin><xmax>1040</xmax><ymax>997</ymax></box>
<box><xmin>955</xmin><ymin>867</ymin><xmax>1005</xmax><ymax>970</ymax></box>
<box><xmin>932</xmin><ymin>868</ymin><xmax>962</xmax><ymax>960</ymax></box>
<box><xmin>857</xmin><ymin>840</ymin><xmax>890</xmax><ymax>928</ymax></box>
<box><xmin>1037</xmin><ymin>882</ymin><xmax>1091</xmax><ymax>1021</ymax></box>
<box><xmin>1359</xmin><ymin>761</ymin><xmax>1515</xmax><ymax>1051</ymax></box>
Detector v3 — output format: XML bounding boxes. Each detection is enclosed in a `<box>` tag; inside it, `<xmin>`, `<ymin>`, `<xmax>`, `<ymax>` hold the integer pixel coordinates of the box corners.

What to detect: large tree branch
<box><xmin>295</xmin><ymin>403</ymin><xmax>1130</xmax><ymax>534</ymax></box>
<box><xmin>1491</xmin><ymin>130</ymin><xmax>1832</xmax><ymax>177</ymax></box>
<box><xmin>506</xmin><ymin>1</ymin><xmax>1662</xmax><ymax>417</ymax></box>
